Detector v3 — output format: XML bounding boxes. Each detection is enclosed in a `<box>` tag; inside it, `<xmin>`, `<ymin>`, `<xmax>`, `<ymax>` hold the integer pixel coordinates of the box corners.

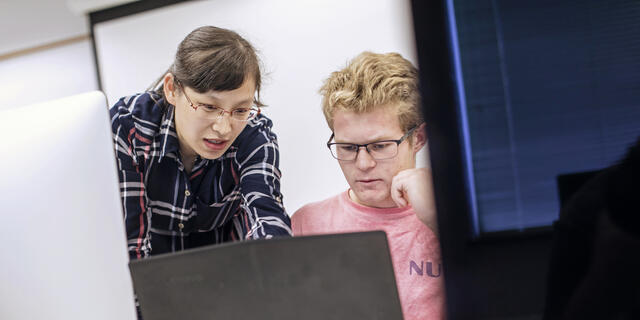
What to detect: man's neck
<box><xmin>347</xmin><ymin>189</ymin><xmax>398</xmax><ymax>209</ymax></box>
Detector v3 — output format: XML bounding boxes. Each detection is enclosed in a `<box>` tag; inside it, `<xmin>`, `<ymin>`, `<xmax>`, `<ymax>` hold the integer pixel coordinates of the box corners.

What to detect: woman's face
<box><xmin>165</xmin><ymin>74</ymin><xmax>256</xmax><ymax>161</ymax></box>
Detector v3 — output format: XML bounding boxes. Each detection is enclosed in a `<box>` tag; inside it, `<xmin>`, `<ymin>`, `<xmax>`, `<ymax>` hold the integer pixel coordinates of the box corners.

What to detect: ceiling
<box><xmin>0</xmin><ymin>0</ymin><xmax>137</xmax><ymax>56</ymax></box>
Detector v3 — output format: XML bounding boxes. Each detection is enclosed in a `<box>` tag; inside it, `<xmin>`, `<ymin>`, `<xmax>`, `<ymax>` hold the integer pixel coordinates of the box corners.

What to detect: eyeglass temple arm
<box><xmin>327</xmin><ymin>133</ymin><xmax>335</xmax><ymax>146</ymax></box>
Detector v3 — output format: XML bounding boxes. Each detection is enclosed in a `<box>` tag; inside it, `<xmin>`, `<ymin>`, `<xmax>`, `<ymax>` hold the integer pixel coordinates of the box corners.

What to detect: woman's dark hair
<box><xmin>150</xmin><ymin>26</ymin><xmax>263</xmax><ymax>106</ymax></box>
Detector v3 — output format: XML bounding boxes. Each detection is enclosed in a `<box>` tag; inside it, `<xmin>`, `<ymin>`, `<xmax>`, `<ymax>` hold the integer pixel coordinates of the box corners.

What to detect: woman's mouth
<box><xmin>203</xmin><ymin>138</ymin><xmax>228</xmax><ymax>151</ymax></box>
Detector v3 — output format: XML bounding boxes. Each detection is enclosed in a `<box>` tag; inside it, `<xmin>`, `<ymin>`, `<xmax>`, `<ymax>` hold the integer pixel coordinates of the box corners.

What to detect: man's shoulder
<box><xmin>293</xmin><ymin>192</ymin><xmax>344</xmax><ymax>217</ymax></box>
<box><xmin>291</xmin><ymin>192</ymin><xmax>347</xmax><ymax>235</ymax></box>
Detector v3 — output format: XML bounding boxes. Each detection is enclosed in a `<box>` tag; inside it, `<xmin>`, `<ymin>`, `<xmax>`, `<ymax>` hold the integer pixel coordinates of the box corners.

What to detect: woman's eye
<box><xmin>200</xmin><ymin>105</ymin><xmax>217</xmax><ymax>112</ymax></box>
<box><xmin>233</xmin><ymin>108</ymin><xmax>250</xmax><ymax>115</ymax></box>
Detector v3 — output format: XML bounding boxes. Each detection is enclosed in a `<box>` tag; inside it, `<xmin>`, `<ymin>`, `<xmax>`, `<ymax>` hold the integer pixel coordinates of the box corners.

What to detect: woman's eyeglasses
<box><xmin>176</xmin><ymin>80</ymin><xmax>260</xmax><ymax>122</ymax></box>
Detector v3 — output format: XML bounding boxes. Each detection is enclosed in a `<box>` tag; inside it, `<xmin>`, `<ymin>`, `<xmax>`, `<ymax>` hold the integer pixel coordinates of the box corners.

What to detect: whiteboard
<box><xmin>93</xmin><ymin>0</ymin><xmax>427</xmax><ymax>215</ymax></box>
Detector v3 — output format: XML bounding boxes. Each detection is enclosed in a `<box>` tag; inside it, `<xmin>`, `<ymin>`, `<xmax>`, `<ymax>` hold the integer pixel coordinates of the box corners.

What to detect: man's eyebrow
<box><xmin>335</xmin><ymin>135</ymin><xmax>395</xmax><ymax>144</ymax></box>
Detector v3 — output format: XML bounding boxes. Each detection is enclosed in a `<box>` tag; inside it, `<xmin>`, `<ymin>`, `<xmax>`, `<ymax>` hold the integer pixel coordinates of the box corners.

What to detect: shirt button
<box><xmin>178</xmin><ymin>223</ymin><xmax>184</xmax><ymax>230</ymax></box>
<box><xmin>185</xmin><ymin>190</ymin><xmax>191</xmax><ymax>196</ymax></box>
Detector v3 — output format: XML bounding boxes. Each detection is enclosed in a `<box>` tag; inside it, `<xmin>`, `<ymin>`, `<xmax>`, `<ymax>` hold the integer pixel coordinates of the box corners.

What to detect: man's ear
<box><xmin>412</xmin><ymin>122</ymin><xmax>427</xmax><ymax>153</ymax></box>
<box><xmin>163</xmin><ymin>73</ymin><xmax>178</xmax><ymax>106</ymax></box>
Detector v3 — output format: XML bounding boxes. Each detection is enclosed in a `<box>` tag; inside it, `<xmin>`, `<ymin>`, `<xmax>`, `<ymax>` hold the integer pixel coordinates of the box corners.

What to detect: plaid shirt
<box><xmin>110</xmin><ymin>92</ymin><xmax>291</xmax><ymax>259</ymax></box>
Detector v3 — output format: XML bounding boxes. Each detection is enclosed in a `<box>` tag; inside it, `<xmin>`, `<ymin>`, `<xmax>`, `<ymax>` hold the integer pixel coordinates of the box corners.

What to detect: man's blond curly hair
<box><xmin>320</xmin><ymin>51</ymin><xmax>422</xmax><ymax>133</ymax></box>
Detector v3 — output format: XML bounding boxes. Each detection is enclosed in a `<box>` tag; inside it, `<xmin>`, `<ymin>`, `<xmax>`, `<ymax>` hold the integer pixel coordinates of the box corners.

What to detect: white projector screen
<box><xmin>93</xmin><ymin>0</ymin><xmax>427</xmax><ymax>215</ymax></box>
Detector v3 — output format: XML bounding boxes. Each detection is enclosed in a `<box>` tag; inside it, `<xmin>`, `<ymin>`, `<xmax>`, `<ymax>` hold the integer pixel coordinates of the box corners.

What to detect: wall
<box><xmin>0</xmin><ymin>39</ymin><xmax>98</xmax><ymax>110</ymax></box>
<box><xmin>0</xmin><ymin>0</ymin><xmax>87</xmax><ymax>55</ymax></box>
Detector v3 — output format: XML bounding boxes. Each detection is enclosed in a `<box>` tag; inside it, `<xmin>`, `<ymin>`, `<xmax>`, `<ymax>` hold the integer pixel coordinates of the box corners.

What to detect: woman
<box><xmin>110</xmin><ymin>26</ymin><xmax>291</xmax><ymax>260</ymax></box>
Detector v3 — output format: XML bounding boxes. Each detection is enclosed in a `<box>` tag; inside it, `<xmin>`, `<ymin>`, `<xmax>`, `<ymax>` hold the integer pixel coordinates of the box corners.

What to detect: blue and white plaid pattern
<box><xmin>110</xmin><ymin>92</ymin><xmax>291</xmax><ymax>259</ymax></box>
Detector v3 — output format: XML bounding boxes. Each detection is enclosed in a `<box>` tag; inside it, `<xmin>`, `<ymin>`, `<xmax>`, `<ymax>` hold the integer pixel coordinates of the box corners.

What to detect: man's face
<box><xmin>332</xmin><ymin>105</ymin><xmax>421</xmax><ymax>208</ymax></box>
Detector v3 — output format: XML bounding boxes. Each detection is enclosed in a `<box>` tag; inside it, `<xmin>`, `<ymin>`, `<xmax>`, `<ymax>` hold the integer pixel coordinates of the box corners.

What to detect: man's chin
<box><xmin>350</xmin><ymin>189</ymin><xmax>392</xmax><ymax>208</ymax></box>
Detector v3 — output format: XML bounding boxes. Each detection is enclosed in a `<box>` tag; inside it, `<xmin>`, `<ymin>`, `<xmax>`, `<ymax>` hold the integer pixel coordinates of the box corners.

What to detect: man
<box><xmin>292</xmin><ymin>52</ymin><xmax>445</xmax><ymax>320</ymax></box>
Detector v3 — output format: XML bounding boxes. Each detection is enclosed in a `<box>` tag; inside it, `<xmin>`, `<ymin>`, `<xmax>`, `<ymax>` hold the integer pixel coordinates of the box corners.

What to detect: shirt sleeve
<box><xmin>291</xmin><ymin>208</ymin><xmax>307</xmax><ymax>236</ymax></box>
<box><xmin>110</xmin><ymin>97</ymin><xmax>151</xmax><ymax>260</ymax></box>
<box><xmin>235</xmin><ymin>117</ymin><xmax>292</xmax><ymax>239</ymax></box>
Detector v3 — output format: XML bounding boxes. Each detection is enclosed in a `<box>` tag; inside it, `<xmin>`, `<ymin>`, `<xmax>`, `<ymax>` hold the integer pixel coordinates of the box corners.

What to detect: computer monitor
<box><xmin>129</xmin><ymin>231</ymin><xmax>404</xmax><ymax>320</ymax></box>
<box><xmin>0</xmin><ymin>91</ymin><xmax>137</xmax><ymax>320</ymax></box>
<box><xmin>411</xmin><ymin>1</ymin><xmax>559</xmax><ymax>319</ymax></box>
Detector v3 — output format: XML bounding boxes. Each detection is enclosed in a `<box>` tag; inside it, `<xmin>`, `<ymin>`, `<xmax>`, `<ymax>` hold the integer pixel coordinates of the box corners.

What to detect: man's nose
<box><xmin>354</xmin><ymin>147</ymin><xmax>376</xmax><ymax>170</ymax></box>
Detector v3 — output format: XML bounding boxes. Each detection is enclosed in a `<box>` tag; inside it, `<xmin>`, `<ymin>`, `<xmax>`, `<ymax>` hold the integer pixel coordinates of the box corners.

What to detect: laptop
<box><xmin>129</xmin><ymin>231</ymin><xmax>404</xmax><ymax>320</ymax></box>
<box><xmin>0</xmin><ymin>91</ymin><xmax>137</xmax><ymax>320</ymax></box>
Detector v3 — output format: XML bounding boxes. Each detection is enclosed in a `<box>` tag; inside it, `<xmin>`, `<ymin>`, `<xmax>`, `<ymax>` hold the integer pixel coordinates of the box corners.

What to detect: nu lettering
<box><xmin>409</xmin><ymin>260</ymin><xmax>441</xmax><ymax>277</ymax></box>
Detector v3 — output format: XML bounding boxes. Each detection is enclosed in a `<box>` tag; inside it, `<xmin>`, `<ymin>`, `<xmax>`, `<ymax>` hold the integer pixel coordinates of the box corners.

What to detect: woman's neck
<box><xmin>179</xmin><ymin>146</ymin><xmax>197</xmax><ymax>175</ymax></box>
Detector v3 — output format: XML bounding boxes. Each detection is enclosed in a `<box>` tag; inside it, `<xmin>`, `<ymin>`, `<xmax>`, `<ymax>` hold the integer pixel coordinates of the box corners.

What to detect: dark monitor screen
<box><xmin>411</xmin><ymin>0</ymin><xmax>640</xmax><ymax>319</ymax></box>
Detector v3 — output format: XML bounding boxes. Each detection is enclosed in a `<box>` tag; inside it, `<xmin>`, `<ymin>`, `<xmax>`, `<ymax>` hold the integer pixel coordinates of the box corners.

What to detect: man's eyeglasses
<box><xmin>176</xmin><ymin>80</ymin><xmax>260</xmax><ymax>122</ymax></box>
<box><xmin>327</xmin><ymin>127</ymin><xmax>418</xmax><ymax>161</ymax></box>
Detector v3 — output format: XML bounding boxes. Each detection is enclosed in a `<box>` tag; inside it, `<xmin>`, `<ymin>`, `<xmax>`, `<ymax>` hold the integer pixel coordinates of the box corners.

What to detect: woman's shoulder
<box><xmin>110</xmin><ymin>91</ymin><xmax>167</xmax><ymax>127</ymax></box>
<box><xmin>235</xmin><ymin>113</ymin><xmax>278</xmax><ymax>146</ymax></box>
<box><xmin>247</xmin><ymin>113</ymin><xmax>275</xmax><ymax>133</ymax></box>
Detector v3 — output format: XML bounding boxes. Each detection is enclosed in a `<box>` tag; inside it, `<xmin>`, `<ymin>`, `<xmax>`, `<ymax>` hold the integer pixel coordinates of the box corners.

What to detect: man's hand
<box><xmin>390</xmin><ymin>167</ymin><xmax>439</xmax><ymax>236</ymax></box>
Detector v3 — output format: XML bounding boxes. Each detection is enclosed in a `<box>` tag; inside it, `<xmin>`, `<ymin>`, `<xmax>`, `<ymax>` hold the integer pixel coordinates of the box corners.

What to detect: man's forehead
<box><xmin>333</xmin><ymin>107</ymin><xmax>402</xmax><ymax>125</ymax></box>
<box><xmin>332</xmin><ymin>109</ymin><xmax>404</xmax><ymax>143</ymax></box>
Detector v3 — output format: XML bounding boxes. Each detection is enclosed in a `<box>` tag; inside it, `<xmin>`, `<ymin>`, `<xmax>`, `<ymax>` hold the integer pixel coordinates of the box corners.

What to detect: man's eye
<box><xmin>371</xmin><ymin>142</ymin><xmax>391</xmax><ymax>150</ymax></box>
<box><xmin>339</xmin><ymin>145</ymin><xmax>358</xmax><ymax>152</ymax></box>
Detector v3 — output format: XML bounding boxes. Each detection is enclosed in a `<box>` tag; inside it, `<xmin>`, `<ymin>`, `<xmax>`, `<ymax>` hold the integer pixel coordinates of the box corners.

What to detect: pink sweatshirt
<box><xmin>292</xmin><ymin>191</ymin><xmax>445</xmax><ymax>320</ymax></box>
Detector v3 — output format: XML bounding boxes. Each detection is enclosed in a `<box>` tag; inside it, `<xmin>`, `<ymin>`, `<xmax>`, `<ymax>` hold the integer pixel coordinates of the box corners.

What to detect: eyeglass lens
<box><xmin>195</xmin><ymin>106</ymin><xmax>257</xmax><ymax>121</ymax></box>
<box><xmin>330</xmin><ymin>141</ymin><xmax>398</xmax><ymax>160</ymax></box>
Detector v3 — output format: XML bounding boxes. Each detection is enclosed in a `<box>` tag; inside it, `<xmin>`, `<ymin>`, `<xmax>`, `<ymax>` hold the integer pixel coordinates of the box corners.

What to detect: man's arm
<box><xmin>390</xmin><ymin>167</ymin><xmax>439</xmax><ymax>236</ymax></box>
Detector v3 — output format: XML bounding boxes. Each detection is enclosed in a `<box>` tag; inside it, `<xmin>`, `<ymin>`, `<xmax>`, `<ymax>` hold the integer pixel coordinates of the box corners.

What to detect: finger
<box><xmin>391</xmin><ymin>175</ymin><xmax>408</xmax><ymax>207</ymax></box>
<box><xmin>392</xmin><ymin>189</ymin><xmax>406</xmax><ymax>207</ymax></box>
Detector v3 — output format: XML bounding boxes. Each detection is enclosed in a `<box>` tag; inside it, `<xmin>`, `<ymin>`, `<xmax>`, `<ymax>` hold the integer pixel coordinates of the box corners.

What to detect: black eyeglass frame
<box><xmin>326</xmin><ymin>126</ymin><xmax>419</xmax><ymax>161</ymax></box>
